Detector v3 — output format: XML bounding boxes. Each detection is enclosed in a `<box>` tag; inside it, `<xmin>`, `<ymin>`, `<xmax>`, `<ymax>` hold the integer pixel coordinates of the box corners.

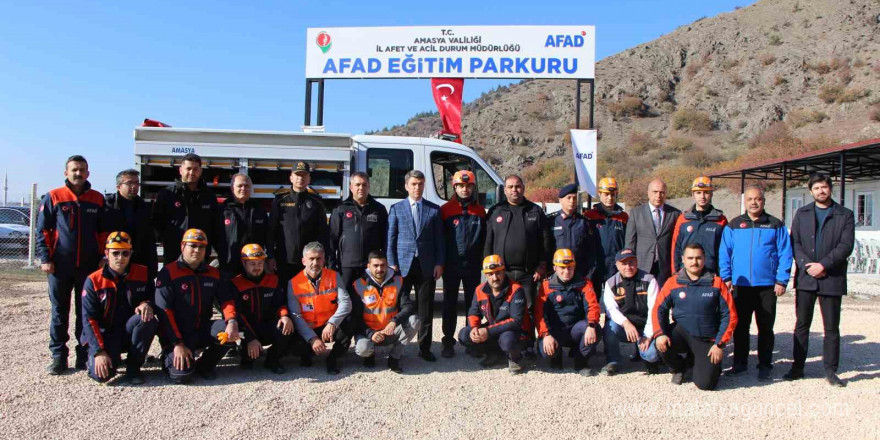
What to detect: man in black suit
<box><xmin>624</xmin><ymin>179</ymin><xmax>681</xmax><ymax>287</ymax></box>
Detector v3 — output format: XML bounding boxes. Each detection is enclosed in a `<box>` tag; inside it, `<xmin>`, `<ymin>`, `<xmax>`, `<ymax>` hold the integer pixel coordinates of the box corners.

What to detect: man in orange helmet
<box><xmin>155</xmin><ymin>229</ymin><xmax>240</xmax><ymax>383</ymax></box>
<box><xmin>671</xmin><ymin>176</ymin><xmax>728</xmax><ymax>274</ymax></box>
<box><xmin>534</xmin><ymin>249</ymin><xmax>601</xmax><ymax>374</ymax></box>
<box><xmin>585</xmin><ymin>177</ymin><xmax>629</xmax><ymax>283</ymax></box>
<box><xmin>230</xmin><ymin>244</ymin><xmax>294</xmax><ymax>374</ymax></box>
<box><xmin>458</xmin><ymin>255</ymin><xmax>531</xmax><ymax>374</ymax></box>
<box><xmin>81</xmin><ymin>232</ymin><xmax>157</xmax><ymax>384</ymax></box>
<box><xmin>439</xmin><ymin>170</ymin><xmax>486</xmax><ymax>358</ymax></box>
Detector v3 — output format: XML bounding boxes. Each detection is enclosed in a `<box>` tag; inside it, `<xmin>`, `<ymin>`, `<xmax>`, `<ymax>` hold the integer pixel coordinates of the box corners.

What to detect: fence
<box><xmin>0</xmin><ymin>183</ymin><xmax>38</xmax><ymax>269</ymax></box>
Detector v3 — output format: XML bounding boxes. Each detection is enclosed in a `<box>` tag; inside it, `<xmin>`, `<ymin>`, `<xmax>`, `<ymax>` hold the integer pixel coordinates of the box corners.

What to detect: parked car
<box><xmin>0</xmin><ymin>207</ymin><xmax>30</xmax><ymax>255</ymax></box>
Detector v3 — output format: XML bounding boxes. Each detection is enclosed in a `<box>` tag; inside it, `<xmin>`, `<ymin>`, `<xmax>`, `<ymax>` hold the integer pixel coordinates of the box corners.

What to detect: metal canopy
<box><xmin>710</xmin><ymin>138</ymin><xmax>880</xmax><ymax>220</ymax></box>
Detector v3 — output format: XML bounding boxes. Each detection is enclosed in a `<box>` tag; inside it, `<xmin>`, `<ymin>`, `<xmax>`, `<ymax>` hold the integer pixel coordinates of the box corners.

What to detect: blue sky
<box><xmin>0</xmin><ymin>0</ymin><xmax>754</xmax><ymax>201</ymax></box>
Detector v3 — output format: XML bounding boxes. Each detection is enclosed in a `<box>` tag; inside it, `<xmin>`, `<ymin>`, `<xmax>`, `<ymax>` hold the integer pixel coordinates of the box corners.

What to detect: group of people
<box><xmin>38</xmin><ymin>153</ymin><xmax>854</xmax><ymax>390</ymax></box>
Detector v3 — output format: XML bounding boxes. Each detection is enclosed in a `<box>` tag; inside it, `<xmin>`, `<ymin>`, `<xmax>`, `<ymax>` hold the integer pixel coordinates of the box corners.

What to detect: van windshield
<box><xmin>430</xmin><ymin>151</ymin><xmax>497</xmax><ymax>209</ymax></box>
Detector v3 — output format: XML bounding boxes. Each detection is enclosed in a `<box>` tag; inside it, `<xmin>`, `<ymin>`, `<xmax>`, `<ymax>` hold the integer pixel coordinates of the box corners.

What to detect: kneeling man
<box><xmin>352</xmin><ymin>252</ymin><xmax>421</xmax><ymax>373</ymax></box>
<box><xmin>653</xmin><ymin>243</ymin><xmax>737</xmax><ymax>390</ymax></box>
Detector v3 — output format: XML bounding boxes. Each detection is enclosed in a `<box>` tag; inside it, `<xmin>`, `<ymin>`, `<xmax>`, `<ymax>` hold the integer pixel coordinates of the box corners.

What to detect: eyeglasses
<box><xmin>109</xmin><ymin>250</ymin><xmax>131</xmax><ymax>257</ymax></box>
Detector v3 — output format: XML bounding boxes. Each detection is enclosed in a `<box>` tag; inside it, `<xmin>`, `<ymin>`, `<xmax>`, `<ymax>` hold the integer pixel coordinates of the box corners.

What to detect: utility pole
<box><xmin>3</xmin><ymin>170</ymin><xmax>7</xmax><ymax>206</ymax></box>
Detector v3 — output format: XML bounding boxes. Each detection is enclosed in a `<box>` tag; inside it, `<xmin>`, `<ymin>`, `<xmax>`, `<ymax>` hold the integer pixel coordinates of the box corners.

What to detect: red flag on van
<box><xmin>142</xmin><ymin>118</ymin><xmax>171</xmax><ymax>127</ymax></box>
<box><xmin>431</xmin><ymin>78</ymin><xmax>464</xmax><ymax>143</ymax></box>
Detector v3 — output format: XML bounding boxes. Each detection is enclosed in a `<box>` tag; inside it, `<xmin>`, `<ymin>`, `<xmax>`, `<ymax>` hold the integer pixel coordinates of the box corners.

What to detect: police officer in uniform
<box><xmin>267</xmin><ymin>161</ymin><xmax>330</xmax><ymax>283</ymax></box>
<box><xmin>548</xmin><ymin>183</ymin><xmax>599</xmax><ymax>282</ymax></box>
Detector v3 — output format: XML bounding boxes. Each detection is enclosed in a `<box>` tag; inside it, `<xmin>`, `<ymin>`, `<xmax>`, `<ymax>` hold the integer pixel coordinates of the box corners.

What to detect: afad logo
<box><xmin>545</xmin><ymin>30</ymin><xmax>587</xmax><ymax>48</ymax></box>
<box><xmin>316</xmin><ymin>31</ymin><xmax>332</xmax><ymax>54</ymax></box>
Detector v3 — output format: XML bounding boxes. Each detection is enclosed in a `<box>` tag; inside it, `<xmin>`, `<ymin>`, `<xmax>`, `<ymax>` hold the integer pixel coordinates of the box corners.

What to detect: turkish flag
<box><xmin>431</xmin><ymin>78</ymin><xmax>464</xmax><ymax>142</ymax></box>
<box><xmin>142</xmin><ymin>118</ymin><xmax>171</xmax><ymax>127</ymax></box>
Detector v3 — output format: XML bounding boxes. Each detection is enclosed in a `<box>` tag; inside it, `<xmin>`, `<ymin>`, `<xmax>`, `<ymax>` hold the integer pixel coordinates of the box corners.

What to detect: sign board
<box><xmin>570</xmin><ymin>129</ymin><xmax>598</xmax><ymax>196</ymax></box>
<box><xmin>306</xmin><ymin>26</ymin><xmax>595</xmax><ymax>80</ymax></box>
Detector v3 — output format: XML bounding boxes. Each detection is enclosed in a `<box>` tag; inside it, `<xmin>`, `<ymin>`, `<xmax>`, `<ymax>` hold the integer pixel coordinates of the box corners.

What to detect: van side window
<box><xmin>367</xmin><ymin>148</ymin><xmax>413</xmax><ymax>199</ymax></box>
<box><xmin>430</xmin><ymin>151</ymin><xmax>498</xmax><ymax>209</ymax></box>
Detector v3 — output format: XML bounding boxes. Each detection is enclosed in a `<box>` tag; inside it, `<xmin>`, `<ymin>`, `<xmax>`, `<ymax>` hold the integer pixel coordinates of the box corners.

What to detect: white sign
<box><xmin>305</xmin><ymin>26</ymin><xmax>595</xmax><ymax>79</ymax></box>
<box><xmin>571</xmin><ymin>129</ymin><xmax>598</xmax><ymax>196</ymax></box>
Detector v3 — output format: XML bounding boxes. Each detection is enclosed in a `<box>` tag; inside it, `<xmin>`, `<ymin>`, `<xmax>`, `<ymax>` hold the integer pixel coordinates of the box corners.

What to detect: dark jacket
<box><xmin>329</xmin><ymin>195</ymin><xmax>389</xmax><ymax>270</ymax></box>
<box><xmin>154</xmin><ymin>260</ymin><xmax>236</xmax><ymax>345</ymax></box>
<box><xmin>484</xmin><ymin>199</ymin><xmax>552</xmax><ymax>273</ymax></box>
<box><xmin>151</xmin><ymin>179</ymin><xmax>225</xmax><ymax>264</ymax></box>
<box><xmin>652</xmin><ymin>269</ymin><xmax>737</xmax><ymax>345</ymax></box>
<box><xmin>585</xmin><ymin>203</ymin><xmax>628</xmax><ymax>281</ymax></box>
<box><xmin>220</xmin><ymin>198</ymin><xmax>268</xmax><ymax>274</ymax></box>
<box><xmin>350</xmin><ymin>271</ymin><xmax>415</xmax><ymax>338</ymax></box>
<box><xmin>625</xmin><ymin>203</ymin><xmax>681</xmax><ymax>286</ymax></box>
<box><xmin>548</xmin><ymin>210</ymin><xmax>599</xmax><ymax>281</ymax></box>
<box><xmin>671</xmin><ymin>205</ymin><xmax>728</xmax><ymax>274</ymax></box>
<box><xmin>790</xmin><ymin>201</ymin><xmax>855</xmax><ymax>295</ymax></box>
<box><xmin>81</xmin><ymin>264</ymin><xmax>153</xmax><ymax>353</ymax></box>
<box><xmin>440</xmin><ymin>195</ymin><xmax>486</xmax><ymax>271</ymax></box>
<box><xmin>105</xmin><ymin>192</ymin><xmax>158</xmax><ymax>279</ymax></box>
<box><xmin>534</xmin><ymin>273</ymin><xmax>600</xmax><ymax>337</ymax></box>
<box><xmin>267</xmin><ymin>189</ymin><xmax>329</xmax><ymax>265</ymax></box>
<box><xmin>230</xmin><ymin>272</ymin><xmax>288</xmax><ymax>343</ymax></box>
<box><xmin>467</xmin><ymin>278</ymin><xmax>530</xmax><ymax>337</ymax></box>
<box><xmin>37</xmin><ymin>180</ymin><xmax>108</xmax><ymax>271</ymax></box>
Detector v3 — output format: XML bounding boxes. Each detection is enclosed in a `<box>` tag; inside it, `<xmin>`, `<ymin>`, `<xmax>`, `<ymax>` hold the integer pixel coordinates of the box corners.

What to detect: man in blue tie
<box><xmin>387</xmin><ymin>170</ymin><xmax>445</xmax><ymax>361</ymax></box>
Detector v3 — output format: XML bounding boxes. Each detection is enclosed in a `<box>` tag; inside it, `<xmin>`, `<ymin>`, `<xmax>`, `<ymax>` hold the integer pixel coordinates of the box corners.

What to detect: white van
<box><xmin>134</xmin><ymin>127</ymin><xmax>505</xmax><ymax>212</ymax></box>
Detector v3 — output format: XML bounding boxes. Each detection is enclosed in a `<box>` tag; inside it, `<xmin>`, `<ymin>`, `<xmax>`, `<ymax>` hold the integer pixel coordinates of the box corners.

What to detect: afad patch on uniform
<box><xmin>224</xmin><ymin>219</ymin><xmax>232</xmax><ymax>225</ymax></box>
<box><xmin>496</xmin><ymin>216</ymin><xmax>503</xmax><ymax>223</ymax></box>
<box><xmin>678</xmin><ymin>291</ymin><xmax>686</xmax><ymax>299</ymax></box>
<box><xmin>555</xmin><ymin>294</ymin><xmax>564</xmax><ymax>303</ymax></box>
<box><xmin>365</xmin><ymin>294</ymin><xmax>377</xmax><ymax>305</ymax></box>
<box><xmin>98</xmin><ymin>292</ymin><xmax>106</xmax><ymax>301</ymax></box>
<box><xmin>686</xmin><ymin>225</ymin><xmax>694</xmax><ymax>232</ymax></box>
<box><xmin>175</xmin><ymin>201</ymin><xmax>181</xmax><ymax>208</ymax></box>
<box><xmin>81</xmin><ymin>289</ymin><xmax>88</xmax><ymax>297</ymax></box>
<box><xmin>181</xmin><ymin>283</ymin><xmax>189</xmax><ymax>291</ymax></box>
<box><xmin>345</xmin><ymin>211</ymin><xmax>353</xmax><ymax>219</ymax></box>
<box><xmin>243</xmin><ymin>294</ymin><xmax>250</xmax><ymax>301</ymax></box>
<box><xmin>739</xmin><ymin>222</ymin><xmax>747</xmax><ymax>228</ymax></box>
<box><xmin>453</xmin><ymin>219</ymin><xmax>459</xmax><ymax>226</ymax></box>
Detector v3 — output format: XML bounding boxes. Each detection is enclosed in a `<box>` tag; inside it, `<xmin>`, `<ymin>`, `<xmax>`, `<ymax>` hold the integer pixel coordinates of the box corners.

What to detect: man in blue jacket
<box><xmin>387</xmin><ymin>170</ymin><xmax>445</xmax><ymax>361</ymax></box>
<box><xmin>719</xmin><ymin>186</ymin><xmax>792</xmax><ymax>381</ymax></box>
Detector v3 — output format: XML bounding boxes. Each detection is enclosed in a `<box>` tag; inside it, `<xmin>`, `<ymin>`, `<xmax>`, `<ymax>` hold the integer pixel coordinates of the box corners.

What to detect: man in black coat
<box><xmin>484</xmin><ymin>175</ymin><xmax>552</xmax><ymax>317</ymax></box>
<box><xmin>785</xmin><ymin>173</ymin><xmax>855</xmax><ymax>387</ymax></box>
<box><xmin>219</xmin><ymin>174</ymin><xmax>268</xmax><ymax>276</ymax></box>
<box><xmin>329</xmin><ymin>171</ymin><xmax>389</xmax><ymax>292</ymax></box>
<box><xmin>151</xmin><ymin>153</ymin><xmax>226</xmax><ymax>264</ymax></box>
<box><xmin>105</xmin><ymin>169</ymin><xmax>158</xmax><ymax>279</ymax></box>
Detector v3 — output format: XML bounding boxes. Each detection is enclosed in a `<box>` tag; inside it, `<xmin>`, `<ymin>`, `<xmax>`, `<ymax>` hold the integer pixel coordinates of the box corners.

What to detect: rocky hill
<box><xmin>375</xmin><ymin>0</ymin><xmax>880</xmax><ymax>203</ymax></box>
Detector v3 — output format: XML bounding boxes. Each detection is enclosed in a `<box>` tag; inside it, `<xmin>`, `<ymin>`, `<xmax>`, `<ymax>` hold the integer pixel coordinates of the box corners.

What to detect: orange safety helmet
<box><xmin>691</xmin><ymin>176</ymin><xmax>714</xmax><ymax>192</ymax></box>
<box><xmin>482</xmin><ymin>255</ymin><xmax>505</xmax><ymax>274</ymax></box>
<box><xmin>106</xmin><ymin>231</ymin><xmax>133</xmax><ymax>250</ymax></box>
<box><xmin>553</xmin><ymin>249</ymin><xmax>576</xmax><ymax>267</ymax></box>
<box><xmin>181</xmin><ymin>228</ymin><xmax>208</xmax><ymax>246</ymax></box>
<box><xmin>240</xmin><ymin>244</ymin><xmax>267</xmax><ymax>260</ymax></box>
<box><xmin>597</xmin><ymin>177</ymin><xmax>619</xmax><ymax>193</ymax></box>
<box><xmin>453</xmin><ymin>170</ymin><xmax>476</xmax><ymax>186</ymax></box>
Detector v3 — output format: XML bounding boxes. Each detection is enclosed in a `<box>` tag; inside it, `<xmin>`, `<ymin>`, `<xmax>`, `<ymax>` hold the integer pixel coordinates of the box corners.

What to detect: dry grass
<box><xmin>671</xmin><ymin>108</ymin><xmax>713</xmax><ymax>133</ymax></box>
<box><xmin>786</xmin><ymin>108</ymin><xmax>828</xmax><ymax>128</ymax></box>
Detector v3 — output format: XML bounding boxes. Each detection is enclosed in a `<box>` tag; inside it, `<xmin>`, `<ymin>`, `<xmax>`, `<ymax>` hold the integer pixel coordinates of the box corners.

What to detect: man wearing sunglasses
<box><xmin>105</xmin><ymin>169</ymin><xmax>158</xmax><ymax>279</ymax></box>
<box><xmin>671</xmin><ymin>176</ymin><xmax>728</xmax><ymax>275</ymax></box>
<box><xmin>81</xmin><ymin>232</ymin><xmax>158</xmax><ymax>384</ymax></box>
<box><xmin>534</xmin><ymin>249</ymin><xmax>601</xmax><ymax>374</ymax></box>
<box><xmin>155</xmin><ymin>229</ymin><xmax>240</xmax><ymax>383</ymax></box>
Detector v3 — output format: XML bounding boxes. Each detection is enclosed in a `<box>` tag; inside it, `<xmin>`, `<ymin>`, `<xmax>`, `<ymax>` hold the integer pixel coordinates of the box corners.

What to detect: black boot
<box><xmin>388</xmin><ymin>357</ymin><xmax>403</xmax><ymax>374</ymax></box>
<box><xmin>47</xmin><ymin>358</ymin><xmax>67</xmax><ymax>375</ymax></box>
<box><xmin>363</xmin><ymin>354</ymin><xmax>376</xmax><ymax>368</ymax></box>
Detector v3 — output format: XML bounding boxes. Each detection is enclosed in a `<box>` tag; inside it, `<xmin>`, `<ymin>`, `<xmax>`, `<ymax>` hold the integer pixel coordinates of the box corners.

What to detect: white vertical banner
<box><xmin>570</xmin><ymin>129</ymin><xmax>598</xmax><ymax>196</ymax></box>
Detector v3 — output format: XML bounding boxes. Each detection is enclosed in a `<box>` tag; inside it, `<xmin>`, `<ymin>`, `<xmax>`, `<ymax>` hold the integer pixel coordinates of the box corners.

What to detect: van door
<box><xmin>361</xmin><ymin>146</ymin><xmax>416</xmax><ymax>211</ymax></box>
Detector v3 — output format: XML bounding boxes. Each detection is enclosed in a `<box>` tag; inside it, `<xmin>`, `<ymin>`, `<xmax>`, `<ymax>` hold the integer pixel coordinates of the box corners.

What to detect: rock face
<box><xmin>378</xmin><ymin>0</ymin><xmax>880</xmax><ymax>179</ymax></box>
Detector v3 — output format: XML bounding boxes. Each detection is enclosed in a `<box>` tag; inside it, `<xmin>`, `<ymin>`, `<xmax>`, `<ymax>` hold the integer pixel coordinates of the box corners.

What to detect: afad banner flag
<box><xmin>305</xmin><ymin>26</ymin><xmax>595</xmax><ymax>80</ymax></box>
<box><xmin>571</xmin><ymin>129</ymin><xmax>598</xmax><ymax>196</ymax></box>
<box><xmin>431</xmin><ymin>78</ymin><xmax>464</xmax><ymax>141</ymax></box>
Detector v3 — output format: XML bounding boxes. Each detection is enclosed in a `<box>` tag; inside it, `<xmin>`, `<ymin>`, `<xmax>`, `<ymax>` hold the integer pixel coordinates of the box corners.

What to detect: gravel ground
<box><xmin>1</xmin><ymin>280</ymin><xmax>878</xmax><ymax>440</ymax></box>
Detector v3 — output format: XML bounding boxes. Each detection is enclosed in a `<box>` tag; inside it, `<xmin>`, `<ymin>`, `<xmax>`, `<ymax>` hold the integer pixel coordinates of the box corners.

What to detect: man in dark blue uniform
<box><xmin>548</xmin><ymin>183</ymin><xmax>599</xmax><ymax>283</ymax></box>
